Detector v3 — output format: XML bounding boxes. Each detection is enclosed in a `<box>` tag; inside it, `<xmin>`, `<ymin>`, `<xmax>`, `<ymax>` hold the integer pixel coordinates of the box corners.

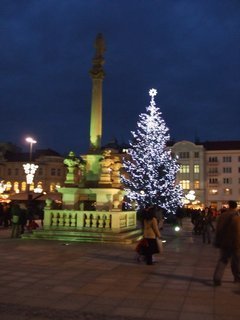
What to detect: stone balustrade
<box><xmin>43</xmin><ymin>209</ymin><xmax>136</xmax><ymax>232</ymax></box>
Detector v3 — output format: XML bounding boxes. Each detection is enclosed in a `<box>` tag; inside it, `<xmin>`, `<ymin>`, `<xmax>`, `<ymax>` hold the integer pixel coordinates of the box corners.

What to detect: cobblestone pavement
<box><xmin>0</xmin><ymin>220</ymin><xmax>240</xmax><ymax>320</ymax></box>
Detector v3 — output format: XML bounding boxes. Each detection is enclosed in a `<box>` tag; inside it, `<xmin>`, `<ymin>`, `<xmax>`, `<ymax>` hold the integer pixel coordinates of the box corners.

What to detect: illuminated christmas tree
<box><xmin>121</xmin><ymin>88</ymin><xmax>183</xmax><ymax>213</ymax></box>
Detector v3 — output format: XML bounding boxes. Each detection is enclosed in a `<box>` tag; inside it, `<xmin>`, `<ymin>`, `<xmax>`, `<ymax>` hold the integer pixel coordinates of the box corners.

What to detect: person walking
<box><xmin>201</xmin><ymin>207</ymin><xmax>213</xmax><ymax>244</ymax></box>
<box><xmin>10</xmin><ymin>202</ymin><xmax>21</xmax><ymax>238</ymax></box>
<box><xmin>142</xmin><ymin>207</ymin><xmax>161</xmax><ymax>265</ymax></box>
<box><xmin>213</xmin><ymin>200</ymin><xmax>240</xmax><ymax>286</ymax></box>
<box><xmin>19</xmin><ymin>203</ymin><xmax>28</xmax><ymax>235</ymax></box>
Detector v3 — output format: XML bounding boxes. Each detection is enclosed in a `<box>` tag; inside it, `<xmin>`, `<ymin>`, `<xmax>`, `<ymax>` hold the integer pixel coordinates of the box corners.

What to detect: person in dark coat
<box><xmin>142</xmin><ymin>207</ymin><xmax>161</xmax><ymax>265</ymax></box>
<box><xmin>0</xmin><ymin>203</ymin><xmax>3</xmax><ymax>226</ymax></box>
<box><xmin>19</xmin><ymin>203</ymin><xmax>28</xmax><ymax>235</ymax></box>
<box><xmin>200</xmin><ymin>207</ymin><xmax>213</xmax><ymax>244</ymax></box>
<box><xmin>213</xmin><ymin>200</ymin><xmax>240</xmax><ymax>286</ymax></box>
<box><xmin>10</xmin><ymin>202</ymin><xmax>21</xmax><ymax>238</ymax></box>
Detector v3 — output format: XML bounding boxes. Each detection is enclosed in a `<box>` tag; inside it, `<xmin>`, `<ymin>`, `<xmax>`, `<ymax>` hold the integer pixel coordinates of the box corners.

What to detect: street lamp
<box><xmin>26</xmin><ymin>137</ymin><xmax>37</xmax><ymax>162</ymax></box>
<box><xmin>23</xmin><ymin>137</ymin><xmax>38</xmax><ymax>201</ymax></box>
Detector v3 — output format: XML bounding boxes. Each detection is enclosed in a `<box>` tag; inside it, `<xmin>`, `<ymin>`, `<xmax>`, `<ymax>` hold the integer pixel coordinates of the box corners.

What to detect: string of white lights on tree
<box><xmin>121</xmin><ymin>88</ymin><xmax>183</xmax><ymax>213</ymax></box>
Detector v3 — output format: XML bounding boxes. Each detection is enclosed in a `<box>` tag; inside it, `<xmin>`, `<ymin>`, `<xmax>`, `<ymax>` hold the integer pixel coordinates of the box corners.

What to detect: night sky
<box><xmin>1</xmin><ymin>0</ymin><xmax>240</xmax><ymax>155</ymax></box>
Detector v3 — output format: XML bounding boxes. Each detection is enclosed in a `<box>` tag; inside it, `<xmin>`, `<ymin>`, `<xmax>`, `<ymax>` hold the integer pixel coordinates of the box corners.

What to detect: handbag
<box><xmin>156</xmin><ymin>237</ymin><xmax>163</xmax><ymax>254</ymax></box>
<box><xmin>135</xmin><ymin>238</ymin><xmax>149</xmax><ymax>254</ymax></box>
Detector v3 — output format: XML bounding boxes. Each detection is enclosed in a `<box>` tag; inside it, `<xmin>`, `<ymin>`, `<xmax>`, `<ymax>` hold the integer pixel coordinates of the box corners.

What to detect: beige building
<box><xmin>1</xmin><ymin>140</ymin><xmax>240</xmax><ymax>211</ymax></box>
<box><xmin>169</xmin><ymin>140</ymin><xmax>240</xmax><ymax>210</ymax></box>
<box><xmin>204</xmin><ymin>141</ymin><xmax>240</xmax><ymax>209</ymax></box>
<box><xmin>170</xmin><ymin>140</ymin><xmax>205</xmax><ymax>208</ymax></box>
<box><xmin>0</xmin><ymin>148</ymin><xmax>66</xmax><ymax>202</ymax></box>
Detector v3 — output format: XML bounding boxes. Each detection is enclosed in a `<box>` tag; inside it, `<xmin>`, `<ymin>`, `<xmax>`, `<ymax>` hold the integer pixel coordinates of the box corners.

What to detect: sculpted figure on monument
<box><xmin>64</xmin><ymin>151</ymin><xmax>85</xmax><ymax>184</ymax></box>
<box><xmin>64</xmin><ymin>151</ymin><xmax>80</xmax><ymax>169</ymax></box>
<box><xmin>90</xmin><ymin>33</ymin><xmax>105</xmax><ymax>79</ymax></box>
<box><xmin>100</xmin><ymin>150</ymin><xmax>114</xmax><ymax>174</ymax></box>
<box><xmin>95</xmin><ymin>33</ymin><xmax>105</xmax><ymax>58</ymax></box>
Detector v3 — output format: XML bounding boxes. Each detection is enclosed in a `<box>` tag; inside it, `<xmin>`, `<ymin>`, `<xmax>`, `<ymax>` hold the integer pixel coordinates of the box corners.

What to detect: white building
<box><xmin>204</xmin><ymin>141</ymin><xmax>240</xmax><ymax>209</ymax></box>
<box><xmin>170</xmin><ymin>141</ymin><xmax>205</xmax><ymax>209</ymax></box>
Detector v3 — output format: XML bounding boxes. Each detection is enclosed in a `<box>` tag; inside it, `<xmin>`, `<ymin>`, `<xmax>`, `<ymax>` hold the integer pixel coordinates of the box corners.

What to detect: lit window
<box><xmin>209</xmin><ymin>189</ymin><xmax>218</xmax><ymax>195</ymax></box>
<box><xmin>180</xmin><ymin>165</ymin><xmax>189</xmax><ymax>173</ymax></box>
<box><xmin>50</xmin><ymin>183</ymin><xmax>56</xmax><ymax>192</ymax></box>
<box><xmin>13</xmin><ymin>182</ymin><xmax>19</xmax><ymax>193</ymax></box>
<box><xmin>224</xmin><ymin>188</ymin><xmax>232</xmax><ymax>195</ymax></box>
<box><xmin>5</xmin><ymin>181</ymin><xmax>12</xmax><ymax>191</ymax></box>
<box><xmin>194</xmin><ymin>180</ymin><xmax>200</xmax><ymax>189</ymax></box>
<box><xmin>194</xmin><ymin>165</ymin><xmax>200</xmax><ymax>173</ymax></box>
<box><xmin>180</xmin><ymin>180</ymin><xmax>190</xmax><ymax>189</ymax></box>
<box><xmin>21</xmin><ymin>182</ymin><xmax>26</xmax><ymax>191</ymax></box>
<box><xmin>29</xmin><ymin>183</ymin><xmax>34</xmax><ymax>191</ymax></box>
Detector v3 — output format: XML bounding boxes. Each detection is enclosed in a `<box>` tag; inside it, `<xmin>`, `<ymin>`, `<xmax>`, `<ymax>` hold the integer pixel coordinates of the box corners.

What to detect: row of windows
<box><xmin>3</xmin><ymin>167</ymin><xmax>62</xmax><ymax>177</ymax></box>
<box><xmin>179</xmin><ymin>165</ymin><xmax>240</xmax><ymax>174</ymax></box>
<box><xmin>180</xmin><ymin>180</ymin><xmax>200</xmax><ymax>190</ymax></box>
<box><xmin>209</xmin><ymin>167</ymin><xmax>240</xmax><ymax>174</ymax></box>
<box><xmin>181</xmin><ymin>182</ymin><xmax>240</xmax><ymax>196</ymax></box>
<box><xmin>180</xmin><ymin>166</ymin><xmax>240</xmax><ymax>175</ymax></box>
<box><xmin>209</xmin><ymin>178</ymin><xmax>240</xmax><ymax>184</ymax></box>
<box><xmin>179</xmin><ymin>165</ymin><xmax>200</xmax><ymax>173</ymax></box>
<box><xmin>209</xmin><ymin>188</ymin><xmax>236</xmax><ymax>195</ymax></box>
<box><xmin>4</xmin><ymin>181</ymin><xmax>61</xmax><ymax>193</ymax></box>
<box><xmin>177</xmin><ymin>152</ymin><xmax>200</xmax><ymax>159</ymax></box>
<box><xmin>180</xmin><ymin>156</ymin><xmax>240</xmax><ymax>162</ymax></box>
<box><xmin>180</xmin><ymin>177</ymin><xmax>240</xmax><ymax>190</ymax></box>
<box><xmin>208</xmin><ymin>156</ymin><xmax>240</xmax><ymax>163</ymax></box>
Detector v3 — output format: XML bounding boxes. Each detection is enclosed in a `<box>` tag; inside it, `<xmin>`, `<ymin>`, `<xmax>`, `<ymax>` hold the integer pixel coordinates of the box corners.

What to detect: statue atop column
<box><xmin>95</xmin><ymin>33</ymin><xmax>105</xmax><ymax>58</ymax></box>
<box><xmin>89</xmin><ymin>33</ymin><xmax>105</xmax><ymax>80</ymax></box>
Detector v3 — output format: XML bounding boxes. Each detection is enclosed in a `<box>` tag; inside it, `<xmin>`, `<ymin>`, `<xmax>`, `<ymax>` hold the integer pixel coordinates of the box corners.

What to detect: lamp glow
<box><xmin>26</xmin><ymin>136</ymin><xmax>37</xmax><ymax>162</ymax></box>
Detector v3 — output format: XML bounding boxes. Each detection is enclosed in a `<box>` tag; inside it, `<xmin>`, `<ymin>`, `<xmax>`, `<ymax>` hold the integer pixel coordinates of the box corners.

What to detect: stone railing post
<box><xmin>43</xmin><ymin>209</ymin><xmax>52</xmax><ymax>228</ymax></box>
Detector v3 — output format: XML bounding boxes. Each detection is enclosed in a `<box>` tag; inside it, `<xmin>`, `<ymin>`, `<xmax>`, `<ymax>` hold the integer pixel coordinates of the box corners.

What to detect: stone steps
<box><xmin>21</xmin><ymin>227</ymin><xmax>143</xmax><ymax>244</ymax></box>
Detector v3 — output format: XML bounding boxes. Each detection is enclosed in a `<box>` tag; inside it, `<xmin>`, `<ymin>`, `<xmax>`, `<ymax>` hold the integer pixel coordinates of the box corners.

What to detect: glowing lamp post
<box><xmin>23</xmin><ymin>137</ymin><xmax>38</xmax><ymax>200</ymax></box>
<box><xmin>26</xmin><ymin>137</ymin><xmax>37</xmax><ymax>161</ymax></box>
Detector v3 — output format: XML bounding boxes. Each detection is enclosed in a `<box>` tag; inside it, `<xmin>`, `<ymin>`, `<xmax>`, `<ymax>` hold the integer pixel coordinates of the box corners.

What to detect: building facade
<box><xmin>0</xmin><ymin>148</ymin><xmax>66</xmax><ymax>202</ymax></box>
<box><xmin>169</xmin><ymin>140</ymin><xmax>240</xmax><ymax>210</ymax></box>
<box><xmin>204</xmin><ymin>141</ymin><xmax>240</xmax><ymax>209</ymax></box>
<box><xmin>1</xmin><ymin>140</ymin><xmax>240</xmax><ymax>210</ymax></box>
<box><xmin>170</xmin><ymin>140</ymin><xmax>205</xmax><ymax>208</ymax></box>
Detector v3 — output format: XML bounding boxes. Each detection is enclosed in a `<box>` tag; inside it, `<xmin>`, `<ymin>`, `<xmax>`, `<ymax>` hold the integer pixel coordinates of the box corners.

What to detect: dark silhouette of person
<box><xmin>213</xmin><ymin>200</ymin><xmax>240</xmax><ymax>286</ymax></box>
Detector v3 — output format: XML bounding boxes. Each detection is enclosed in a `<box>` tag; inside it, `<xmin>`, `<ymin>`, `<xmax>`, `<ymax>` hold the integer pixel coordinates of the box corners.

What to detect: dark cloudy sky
<box><xmin>1</xmin><ymin>0</ymin><xmax>240</xmax><ymax>155</ymax></box>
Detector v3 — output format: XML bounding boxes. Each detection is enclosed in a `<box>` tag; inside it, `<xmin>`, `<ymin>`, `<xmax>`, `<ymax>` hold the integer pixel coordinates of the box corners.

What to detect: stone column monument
<box><xmin>89</xmin><ymin>33</ymin><xmax>105</xmax><ymax>151</ymax></box>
